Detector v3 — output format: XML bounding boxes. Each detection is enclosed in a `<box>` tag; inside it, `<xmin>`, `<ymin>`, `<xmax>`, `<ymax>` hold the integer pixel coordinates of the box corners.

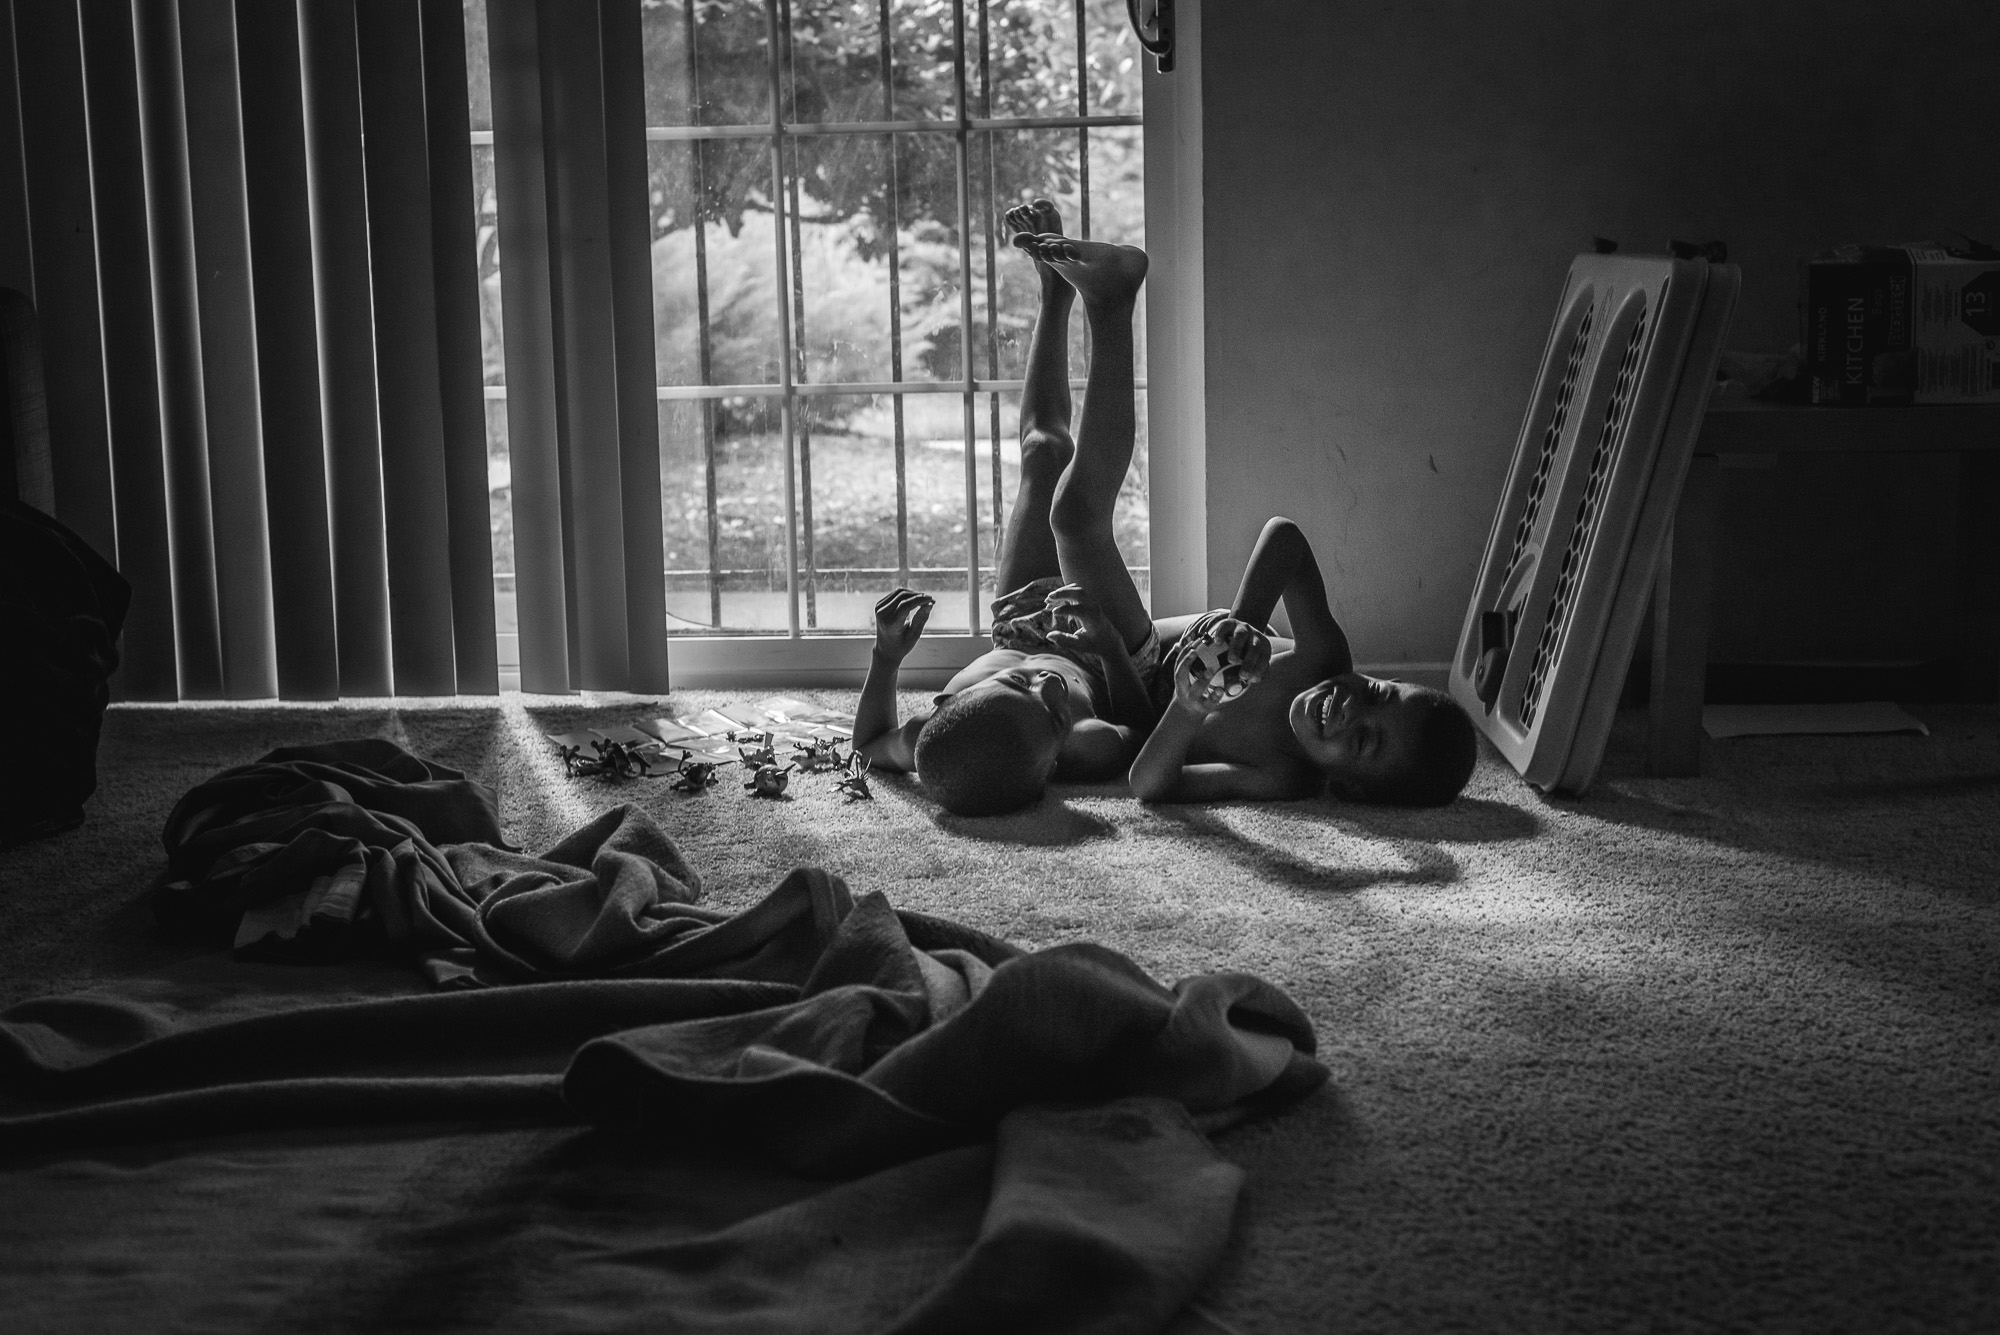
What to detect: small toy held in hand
<box><xmin>744</xmin><ymin>762</ymin><xmax>795</xmax><ymax>798</ymax></box>
<box><xmin>790</xmin><ymin>735</ymin><xmax>846</xmax><ymax>773</ymax></box>
<box><xmin>1187</xmin><ymin>632</ymin><xmax>1251</xmax><ymax>701</ymax></box>
<box><xmin>668</xmin><ymin>756</ymin><xmax>720</xmax><ymax>793</ymax></box>
<box><xmin>834</xmin><ymin>752</ymin><xmax>873</xmax><ymax>801</ymax></box>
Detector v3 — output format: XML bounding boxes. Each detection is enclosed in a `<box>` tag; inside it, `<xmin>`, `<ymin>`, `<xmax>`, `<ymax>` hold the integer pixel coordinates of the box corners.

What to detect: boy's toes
<box><xmin>1021</xmin><ymin>234</ymin><xmax>1074</xmax><ymax>263</ymax></box>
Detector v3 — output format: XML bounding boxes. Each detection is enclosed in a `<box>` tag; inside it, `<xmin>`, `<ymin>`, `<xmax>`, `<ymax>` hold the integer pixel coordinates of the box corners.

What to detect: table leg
<box><xmin>1648</xmin><ymin>454</ymin><xmax>1720</xmax><ymax>776</ymax></box>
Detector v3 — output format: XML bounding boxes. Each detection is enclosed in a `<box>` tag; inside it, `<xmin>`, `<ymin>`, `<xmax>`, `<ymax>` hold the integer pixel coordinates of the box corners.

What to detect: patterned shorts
<box><xmin>988</xmin><ymin>576</ymin><xmax>1164</xmax><ymax>682</ymax></box>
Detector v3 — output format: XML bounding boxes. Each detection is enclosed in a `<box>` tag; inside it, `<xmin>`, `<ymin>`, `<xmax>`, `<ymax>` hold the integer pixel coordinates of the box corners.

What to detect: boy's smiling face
<box><xmin>1288</xmin><ymin>673</ymin><xmax>1431</xmax><ymax>793</ymax></box>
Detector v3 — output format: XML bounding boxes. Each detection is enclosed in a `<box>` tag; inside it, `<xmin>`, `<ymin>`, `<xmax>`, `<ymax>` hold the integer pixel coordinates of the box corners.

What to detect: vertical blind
<box><xmin>1</xmin><ymin>0</ymin><xmax>667</xmax><ymax>699</ymax></box>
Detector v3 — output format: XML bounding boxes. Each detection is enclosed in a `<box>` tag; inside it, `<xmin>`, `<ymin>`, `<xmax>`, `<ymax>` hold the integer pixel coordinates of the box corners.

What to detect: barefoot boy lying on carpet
<box><xmin>854</xmin><ymin>201</ymin><xmax>1475</xmax><ymax>815</ymax></box>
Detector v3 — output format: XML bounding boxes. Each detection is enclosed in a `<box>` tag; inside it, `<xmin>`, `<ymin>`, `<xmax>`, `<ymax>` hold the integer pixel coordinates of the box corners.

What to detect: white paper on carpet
<box><xmin>1702</xmin><ymin>702</ymin><xmax>1930</xmax><ymax>738</ymax></box>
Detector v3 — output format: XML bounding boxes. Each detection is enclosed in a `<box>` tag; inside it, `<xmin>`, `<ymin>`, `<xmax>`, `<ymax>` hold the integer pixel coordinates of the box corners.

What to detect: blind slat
<box><xmin>76</xmin><ymin>0</ymin><xmax>178</xmax><ymax>699</ymax></box>
<box><xmin>601</xmin><ymin>0</ymin><xmax>670</xmax><ymax>694</ymax></box>
<box><xmin>354</xmin><ymin>0</ymin><xmax>459</xmax><ymax>696</ymax></box>
<box><xmin>299</xmin><ymin>0</ymin><xmax>393</xmax><ymax>696</ymax></box>
<box><xmin>180</xmin><ymin>0</ymin><xmax>277</xmax><ymax>699</ymax></box>
<box><xmin>487</xmin><ymin>0</ymin><xmax>570</xmax><ymax>693</ymax></box>
<box><xmin>421</xmin><ymin>0</ymin><xmax>499</xmax><ymax>696</ymax></box>
<box><xmin>133</xmin><ymin>0</ymin><xmax>226</xmax><ymax>698</ymax></box>
<box><xmin>236</xmin><ymin>0</ymin><xmax>340</xmax><ymax>700</ymax></box>
<box><xmin>540</xmin><ymin>0</ymin><xmax>629</xmax><ymax>690</ymax></box>
<box><xmin>13</xmin><ymin>2</ymin><xmax>118</xmax><ymax>569</ymax></box>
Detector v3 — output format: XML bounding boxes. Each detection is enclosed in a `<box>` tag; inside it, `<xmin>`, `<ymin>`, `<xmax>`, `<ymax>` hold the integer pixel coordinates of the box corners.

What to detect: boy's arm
<box><xmin>853</xmin><ymin>589</ymin><xmax>933</xmax><ymax>772</ymax></box>
<box><xmin>1040</xmin><ymin>579</ymin><xmax>1168</xmax><ymax>735</ymax></box>
<box><xmin>1229</xmin><ymin>517</ymin><xmax>1351</xmax><ymax>670</ymax></box>
<box><xmin>1090</xmin><ymin>641</ymin><xmax>1157</xmax><ymax>732</ymax></box>
<box><xmin>1058</xmin><ymin>718</ymin><xmax>1138</xmax><ymax>780</ymax></box>
<box><xmin>1129</xmin><ymin>694</ymin><xmax>1314</xmax><ymax>803</ymax></box>
<box><xmin>1044</xmin><ymin>584</ymin><xmax>1159</xmax><ymax>733</ymax></box>
<box><xmin>1129</xmin><ymin>629</ymin><xmax>1311</xmax><ymax>802</ymax></box>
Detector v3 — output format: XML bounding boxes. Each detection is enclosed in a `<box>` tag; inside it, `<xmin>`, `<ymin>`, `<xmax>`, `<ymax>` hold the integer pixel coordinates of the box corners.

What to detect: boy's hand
<box><xmin>1210</xmin><ymin>617</ymin><xmax>1272</xmax><ymax>682</ymax></box>
<box><xmin>1043</xmin><ymin>583</ymin><xmax>1125</xmax><ymax>659</ymax></box>
<box><xmin>873</xmin><ymin>588</ymin><xmax>933</xmax><ymax>661</ymax></box>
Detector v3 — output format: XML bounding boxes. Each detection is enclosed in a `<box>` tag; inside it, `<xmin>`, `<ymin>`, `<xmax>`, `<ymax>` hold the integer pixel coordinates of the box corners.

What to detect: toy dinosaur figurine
<box><xmin>790</xmin><ymin>736</ymin><xmax>845</xmax><ymax>773</ymax></box>
<box><xmin>735</xmin><ymin>737</ymin><xmax>778</xmax><ymax>770</ymax></box>
<box><xmin>560</xmin><ymin>737</ymin><xmax>657</xmax><ymax>781</ymax></box>
<box><xmin>834</xmin><ymin>752</ymin><xmax>872</xmax><ymax>801</ymax></box>
<box><xmin>744</xmin><ymin>762</ymin><xmax>795</xmax><ymax>798</ymax></box>
<box><xmin>668</xmin><ymin>756</ymin><xmax>721</xmax><ymax>793</ymax></box>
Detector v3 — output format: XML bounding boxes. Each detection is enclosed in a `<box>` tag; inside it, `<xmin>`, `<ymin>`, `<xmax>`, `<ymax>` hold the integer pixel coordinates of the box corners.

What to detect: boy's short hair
<box><xmin>1335</xmin><ymin>686</ymin><xmax>1477</xmax><ymax>806</ymax></box>
<box><xmin>914</xmin><ymin>691</ymin><xmax>1054</xmax><ymax>816</ymax></box>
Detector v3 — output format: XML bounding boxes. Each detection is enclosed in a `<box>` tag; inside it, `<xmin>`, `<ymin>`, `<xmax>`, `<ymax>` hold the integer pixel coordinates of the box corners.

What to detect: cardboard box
<box><xmin>1802</xmin><ymin>244</ymin><xmax>2000</xmax><ymax>404</ymax></box>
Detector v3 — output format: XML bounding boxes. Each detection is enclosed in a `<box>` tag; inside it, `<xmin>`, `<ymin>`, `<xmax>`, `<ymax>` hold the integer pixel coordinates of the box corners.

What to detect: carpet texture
<box><xmin>1</xmin><ymin>691</ymin><xmax>1995</xmax><ymax>1333</ymax></box>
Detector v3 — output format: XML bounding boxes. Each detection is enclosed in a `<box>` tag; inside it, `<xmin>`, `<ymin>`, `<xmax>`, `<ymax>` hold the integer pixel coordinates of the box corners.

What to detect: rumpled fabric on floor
<box><xmin>0</xmin><ymin>739</ymin><xmax>1328</xmax><ymax>1333</ymax></box>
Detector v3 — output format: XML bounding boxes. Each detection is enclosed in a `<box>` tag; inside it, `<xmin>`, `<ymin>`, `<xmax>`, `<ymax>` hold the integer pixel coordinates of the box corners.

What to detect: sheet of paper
<box><xmin>756</xmin><ymin>696</ymin><xmax>854</xmax><ymax>737</ymax></box>
<box><xmin>639</xmin><ymin>718</ymin><xmax>706</xmax><ymax>745</ymax></box>
<box><xmin>677</xmin><ymin>709</ymin><xmax>742</xmax><ymax>737</ymax></box>
<box><xmin>1702</xmin><ymin>702</ymin><xmax>1930</xmax><ymax>739</ymax></box>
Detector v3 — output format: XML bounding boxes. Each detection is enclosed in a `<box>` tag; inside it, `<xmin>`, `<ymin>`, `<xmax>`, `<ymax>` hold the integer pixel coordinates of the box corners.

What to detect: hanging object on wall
<box><xmin>1126</xmin><ymin>0</ymin><xmax>1174</xmax><ymax>73</ymax></box>
<box><xmin>1450</xmin><ymin>252</ymin><xmax>1741</xmax><ymax>795</ymax></box>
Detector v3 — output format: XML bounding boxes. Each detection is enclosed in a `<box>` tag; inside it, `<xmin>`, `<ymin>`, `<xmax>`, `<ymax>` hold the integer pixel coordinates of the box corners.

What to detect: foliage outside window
<box><xmin>466</xmin><ymin>0</ymin><xmax>1145</xmax><ymax>649</ymax></box>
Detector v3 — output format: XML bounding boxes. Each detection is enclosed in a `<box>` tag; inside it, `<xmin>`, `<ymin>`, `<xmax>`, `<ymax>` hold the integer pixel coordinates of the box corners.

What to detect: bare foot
<box><xmin>1004</xmin><ymin>198</ymin><xmax>1067</xmax><ymax>289</ymax></box>
<box><xmin>1011</xmin><ymin>235</ymin><xmax>1149</xmax><ymax>307</ymax></box>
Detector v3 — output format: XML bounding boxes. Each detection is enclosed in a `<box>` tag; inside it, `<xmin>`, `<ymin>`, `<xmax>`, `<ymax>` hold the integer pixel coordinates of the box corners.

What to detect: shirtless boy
<box><xmin>855</xmin><ymin>201</ymin><xmax>1476</xmax><ymax>813</ymax></box>
<box><xmin>854</xmin><ymin>200</ymin><xmax>1160</xmax><ymax>815</ymax></box>
<box><xmin>1126</xmin><ymin>515</ymin><xmax>1476</xmax><ymax>805</ymax></box>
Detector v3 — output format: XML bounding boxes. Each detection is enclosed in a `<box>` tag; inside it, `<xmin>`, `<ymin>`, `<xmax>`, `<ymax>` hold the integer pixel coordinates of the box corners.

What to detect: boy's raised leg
<box><xmin>1016</xmin><ymin>233</ymin><xmax>1153</xmax><ymax>652</ymax></box>
<box><xmin>996</xmin><ymin>199</ymin><xmax>1074</xmax><ymax>596</ymax></box>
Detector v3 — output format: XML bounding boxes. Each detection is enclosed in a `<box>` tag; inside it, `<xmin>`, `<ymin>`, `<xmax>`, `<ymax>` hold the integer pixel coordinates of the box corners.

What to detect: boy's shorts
<box><xmin>989</xmin><ymin>576</ymin><xmax>1163</xmax><ymax>688</ymax></box>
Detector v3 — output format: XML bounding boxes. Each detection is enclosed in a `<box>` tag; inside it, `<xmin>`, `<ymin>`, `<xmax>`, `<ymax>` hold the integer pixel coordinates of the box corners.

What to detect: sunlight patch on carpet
<box><xmin>1200</xmin><ymin>808</ymin><xmax>1452</xmax><ymax>888</ymax></box>
<box><xmin>501</xmin><ymin>698</ymin><xmax>597</xmax><ymax>834</ymax></box>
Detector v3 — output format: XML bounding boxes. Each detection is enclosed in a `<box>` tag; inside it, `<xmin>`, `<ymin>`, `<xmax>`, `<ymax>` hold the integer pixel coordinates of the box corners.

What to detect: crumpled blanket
<box><xmin>154</xmin><ymin>738</ymin><xmax>1001</xmax><ymax>989</ymax></box>
<box><xmin>0</xmin><ymin>738</ymin><xmax>1330</xmax><ymax>1331</ymax></box>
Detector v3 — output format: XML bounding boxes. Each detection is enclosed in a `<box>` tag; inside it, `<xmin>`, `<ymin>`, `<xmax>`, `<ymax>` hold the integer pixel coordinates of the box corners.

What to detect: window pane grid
<box><xmin>475</xmin><ymin>0</ymin><xmax>1143</xmax><ymax>647</ymax></box>
<box><xmin>682</xmin><ymin>0</ymin><xmax>725</xmax><ymax>627</ymax></box>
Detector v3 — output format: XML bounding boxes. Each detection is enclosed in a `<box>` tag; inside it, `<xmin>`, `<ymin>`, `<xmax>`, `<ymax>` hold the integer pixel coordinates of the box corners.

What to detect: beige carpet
<box><xmin>3</xmin><ymin>691</ymin><xmax>1996</xmax><ymax>1333</ymax></box>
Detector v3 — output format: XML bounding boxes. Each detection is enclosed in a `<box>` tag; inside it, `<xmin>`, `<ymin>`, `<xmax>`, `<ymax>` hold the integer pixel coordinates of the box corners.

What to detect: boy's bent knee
<box><xmin>1049</xmin><ymin>475</ymin><xmax>1113</xmax><ymax>541</ymax></box>
<box><xmin>1019</xmin><ymin>428</ymin><xmax>1073</xmax><ymax>471</ymax></box>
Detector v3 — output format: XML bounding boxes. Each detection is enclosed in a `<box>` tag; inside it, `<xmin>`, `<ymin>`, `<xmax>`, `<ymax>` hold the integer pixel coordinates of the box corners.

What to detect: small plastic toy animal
<box><xmin>834</xmin><ymin>752</ymin><xmax>872</xmax><ymax>801</ymax></box>
<box><xmin>736</xmin><ymin>737</ymin><xmax>778</xmax><ymax>769</ymax></box>
<box><xmin>562</xmin><ymin>738</ymin><xmax>656</xmax><ymax>781</ymax></box>
<box><xmin>790</xmin><ymin>736</ymin><xmax>846</xmax><ymax>773</ymax></box>
<box><xmin>743</xmin><ymin>762</ymin><xmax>795</xmax><ymax>798</ymax></box>
<box><xmin>668</xmin><ymin>756</ymin><xmax>720</xmax><ymax>793</ymax></box>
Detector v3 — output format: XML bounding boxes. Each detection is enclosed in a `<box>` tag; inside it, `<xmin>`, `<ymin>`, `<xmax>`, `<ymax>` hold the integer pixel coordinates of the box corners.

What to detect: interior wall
<box><xmin>1192</xmin><ymin>0</ymin><xmax>2000</xmax><ymax>669</ymax></box>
